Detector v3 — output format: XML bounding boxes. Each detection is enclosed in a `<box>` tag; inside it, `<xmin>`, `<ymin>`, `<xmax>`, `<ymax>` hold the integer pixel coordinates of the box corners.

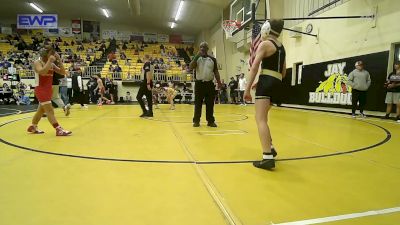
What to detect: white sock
<box><xmin>263</xmin><ymin>153</ymin><xmax>274</xmax><ymax>159</ymax></box>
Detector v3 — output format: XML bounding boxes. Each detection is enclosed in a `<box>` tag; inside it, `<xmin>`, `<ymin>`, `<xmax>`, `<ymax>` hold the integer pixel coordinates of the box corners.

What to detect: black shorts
<box><xmin>230</xmin><ymin>90</ymin><xmax>237</xmax><ymax>98</ymax></box>
<box><xmin>255</xmin><ymin>75</ymin><xmax>282</xmax><ymax>103</ymax></box>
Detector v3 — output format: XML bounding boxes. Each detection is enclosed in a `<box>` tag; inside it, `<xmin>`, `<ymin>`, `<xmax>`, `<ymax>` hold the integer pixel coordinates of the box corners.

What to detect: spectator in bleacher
<box><xmin>13</xmin><ymin>34</ymin><xmax>21</xmax><ymax>42</ymax></box>
<box><xmin>77</xmin><ymin>44</ymin><xmax>84</xmax><ymax>51</ymax></box>
<box><xmin>76</xmin><ymin>55</ymin><xmax>83</xmax><ymax>63</ymax></box>
<box><xmin>14</xmin><ymin>57</ymin><xmax>23</xmax><ymax>65</ymax></box>
<box><xmin>56</xmin><ymin>37</ymin><xmax>62</xmax><ymax>42</ymax></box>
<box><xmin>176</xmin><ymin>59</ymin><xmax>181</xmax><ymax>67</ymax></box>
<box><xmin>87</xmin><ymin>48</ymin><xmax>94</xmax><ymax>54</ymax></box>
<box><xmin>137</xmin><ymin>58</ymin><xmax>143</xmax><ymax>63</ymax></box>
<box><xmin>188</xmin><ymin>45</ymin><xmax>194</xmax><ymax>56</ymax></box>
<box><xmin>0</xmin><ymin>83</ymin><xmax>15</xmax><ymax>104</ymax></box>
<box><xmin>126</xmin><ymin>72</ymin><xmax>132</xmax><ymax>80</ymax></box>
<box><xmin>100</xmin><ymin>42</ymin><xmax>106</xmax><ymax>50</ymax></box>
<box><xmin>55</xmin><ymin>45</ymin><xmax>61</xmax><ymax>53</ymax></box>
<box><xmin>0</xmin><ymin>37</ymin><xmax>8</xmax><ymax>43</ymax></box>
<box><xmin>122</xmin><ymin>43</ymin><xmax>128</xmax><ymax>50</ymax></box>
<box><xmin>86</xmin><ymin>55</ymin><xmax>91</xmax><ymax>62</ymax></box>
<box><xmin>125</xmin><ymin>58</ymin><xmax>131</xmax><ymax>66</ymax></box>
<box><xmin>63</xmin><ymin>41</ymin><xmax>69</xmax><ymax>46</ymax></box>
<box><xmin>73</xmin><ymin>63</ymin><xmax>81</xmax><ymax>72</ymax></box>
<box><xmin>16</xmin><ymin>39</ymin><xmax>27</xmax><ymax>51</ymax></box>
<box><xmin>71</xmin><ymin>40</ymin><xmax>75</xmax><ymax>46</ymax></box>
<box><xmin>8</xmin><ymin>63</ymin><xmax>16</xmax><ymax>76</ymax></box>
<box><xmin>120</xmin><ymin>52</ymin><xmax>127</xmax><ymax>60</ymax></box>
<box><xmin>108</xmin><ymin>51</ymin><xmax>116</xmax><ymax>62</ymax></box>
<box><xmin>24</xmin><ymin>59</ymin><xmax>32</xmax><ymax>70</ymax></box>
<box><xmin>17</xmin><ymin>81</ymin><xmax>30</xmax><ymax>105</ymax></box>
<box><xmin>126</xmin><ymin>91</ymin><xmax>132</xmax><ymax>102</ymax></box>
<box><xmin>114</xmin><ymin>64</ymin><xmax>122</xmax><ymax>73</ymax></box>
<box><xmin>108</xmin><ymin>65</ymin><xmax>113</xmax><ymax>72</ymax></box>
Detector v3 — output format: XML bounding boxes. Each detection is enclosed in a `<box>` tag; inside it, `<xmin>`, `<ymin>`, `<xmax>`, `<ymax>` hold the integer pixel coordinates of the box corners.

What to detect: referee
<box><xmin>189</xmin><ymin>42</ymin><xmax>222</xmax><ymax>127</ymax></box>
<box><xmin>136</xmin><ymin>54</ymin><xmax>153</xmax><ymax>117</ymax></box>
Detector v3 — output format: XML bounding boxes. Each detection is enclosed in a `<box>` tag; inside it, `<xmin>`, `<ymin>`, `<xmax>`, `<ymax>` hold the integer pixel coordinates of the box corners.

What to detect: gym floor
<box><xmin>0</xmin><ymin>104</ymin><xmax>399</xmax><ymax>225</ymax></box>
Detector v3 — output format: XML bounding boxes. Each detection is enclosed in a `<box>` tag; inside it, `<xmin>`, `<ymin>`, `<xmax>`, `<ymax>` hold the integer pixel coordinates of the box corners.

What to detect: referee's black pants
<box><xmin>137</xmin><ymin>85</ymin><xmax>153</xmax><ymax>114</ymax></box>
<box><xmin>193</xmin><ymin>80</ymin><xmax>215</xmax><ymax>124</ymax></box>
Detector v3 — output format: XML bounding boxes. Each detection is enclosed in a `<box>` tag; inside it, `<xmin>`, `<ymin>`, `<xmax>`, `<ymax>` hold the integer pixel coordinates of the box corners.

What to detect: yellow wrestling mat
<box><xmin>0</xmin><ymin>104</ymin><xmax>399</xmax><ymax>225</ymax></box>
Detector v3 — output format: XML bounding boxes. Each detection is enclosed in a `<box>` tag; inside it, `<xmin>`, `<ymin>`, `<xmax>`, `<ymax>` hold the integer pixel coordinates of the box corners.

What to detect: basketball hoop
<box><xmin>222</xmin><ymin>20</ymin><xmax>241</xmax><ymax>38</ymax></box>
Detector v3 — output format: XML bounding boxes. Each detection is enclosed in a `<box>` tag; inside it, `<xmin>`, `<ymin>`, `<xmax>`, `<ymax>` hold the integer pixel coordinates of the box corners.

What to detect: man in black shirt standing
<box><xmin>136</xmin><ymin>54</ymin><xmax>153</xmax><ymax>117</ymax></box>
<box><xmin>228</xmin><ymin>77</ymin><xmax>238</xmax><ymax>104</ymax></box>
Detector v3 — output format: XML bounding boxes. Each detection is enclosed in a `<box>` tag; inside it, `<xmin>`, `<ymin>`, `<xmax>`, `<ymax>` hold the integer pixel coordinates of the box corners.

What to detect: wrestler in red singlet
<box><xmin>27</xmin><ymin>47</ymin><xmax>72</xmax><ymax>136</ymax></box>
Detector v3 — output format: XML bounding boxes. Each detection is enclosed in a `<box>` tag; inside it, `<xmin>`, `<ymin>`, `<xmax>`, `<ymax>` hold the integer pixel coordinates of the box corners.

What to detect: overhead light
<box><xmin>102</xmin><ymin>8</ymin><xmax>109</xmax><ymax>18</ymax></box>
<box><xmin>29</xmin><ymin>3</ymin><xmax>43</xmax><ymax>13</ymax></box>
<box><xmin>171</xmin><ymin>22</ymin><xmax>176</xmax><ymax>29</ymax></box>
<box><xmin>174</xmin><ymin>1</ymin><xmax>184</xmax><ymax>21</ymax></box>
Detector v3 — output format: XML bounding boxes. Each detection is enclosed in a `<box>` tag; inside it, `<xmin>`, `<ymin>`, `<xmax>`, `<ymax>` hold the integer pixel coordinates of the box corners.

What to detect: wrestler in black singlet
<box><xmin>255</xmin><ymin>39</ymin><xmax>286</xmax><ymax>102</ymax></box>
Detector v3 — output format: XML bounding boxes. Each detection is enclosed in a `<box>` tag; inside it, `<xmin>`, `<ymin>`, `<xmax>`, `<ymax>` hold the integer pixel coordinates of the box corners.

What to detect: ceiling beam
<box><xmin>189</xmin><ymin>0</ymin><xmax>228</xmax><ymax>9</ymax></box>
<box><xmin>133</xmin><ymin>0</ymin><xmax>141</xmax><ymax>15</ymax></box>
<box><xmin>128</xmin><ymin>0</ymin><xmax>141</xmax><ymax>16</ymax></box>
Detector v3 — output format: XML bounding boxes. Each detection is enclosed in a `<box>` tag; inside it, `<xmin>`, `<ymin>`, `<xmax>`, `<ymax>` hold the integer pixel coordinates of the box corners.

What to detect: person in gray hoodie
<box><xmin>348</xmin><ymin>61</ymin><xmax>371</xmax><ymax>117</ymax></box>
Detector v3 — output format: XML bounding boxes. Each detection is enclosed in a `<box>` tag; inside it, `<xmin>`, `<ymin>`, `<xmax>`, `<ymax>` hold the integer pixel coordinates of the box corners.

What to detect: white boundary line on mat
<box><xmin>271</xmin><ymin>206</ymin><xmax>400</xmax><ymax>225</ymax></box>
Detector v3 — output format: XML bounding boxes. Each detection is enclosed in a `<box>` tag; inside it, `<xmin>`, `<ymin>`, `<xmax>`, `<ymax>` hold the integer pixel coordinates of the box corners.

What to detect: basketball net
<box><xmin>222</xmin><ymin>20</ymin><xmax>241</xmax><ymax>38</ymax></box>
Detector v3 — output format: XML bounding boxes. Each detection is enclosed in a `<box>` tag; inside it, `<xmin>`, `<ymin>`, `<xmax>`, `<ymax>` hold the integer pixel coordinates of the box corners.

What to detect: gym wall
<box><xmin>281</xmin><ymin>0</ymin><xmax>400</xmax><ymax>111</ymax></box>
<box><xmin>282</xmin><ymin>0</ymin><xmax>400</xmax><ymax>67</ymax></box>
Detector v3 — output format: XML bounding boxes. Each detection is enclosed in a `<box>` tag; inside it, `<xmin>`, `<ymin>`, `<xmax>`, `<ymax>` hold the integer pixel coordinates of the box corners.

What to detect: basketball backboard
<box><xmin>229</xmin><ymin>0</ymin><xmax>267</xmax><ymax>35</ymax></box>
<box><xmin>230</xmin><ymin>0</ymin><xmax>252</xmax><ymax>26</ymax></box>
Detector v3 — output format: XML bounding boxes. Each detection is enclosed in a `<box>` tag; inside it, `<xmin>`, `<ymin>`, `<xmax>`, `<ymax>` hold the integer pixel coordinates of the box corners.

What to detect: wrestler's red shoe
<box><xmin>56</xmin><ymin>127</ymin><xmax>72</xmax><ymax>136</ymax></box>
<box><xmin>27</xmin><ymin>125</ymin><xmax>44</xmax><ymax>134</ymax></box>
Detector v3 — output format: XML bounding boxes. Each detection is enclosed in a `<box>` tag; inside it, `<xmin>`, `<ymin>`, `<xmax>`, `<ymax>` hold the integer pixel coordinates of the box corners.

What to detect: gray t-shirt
<box><xmin>348</xmin><ymin>69</ymin><xmax>371</xmax><ymax>91</ymax></box>
<box><xmin>195</xmin><ymin>56</ymin><xmax>217</xmax><ymax>81</ymax></box>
